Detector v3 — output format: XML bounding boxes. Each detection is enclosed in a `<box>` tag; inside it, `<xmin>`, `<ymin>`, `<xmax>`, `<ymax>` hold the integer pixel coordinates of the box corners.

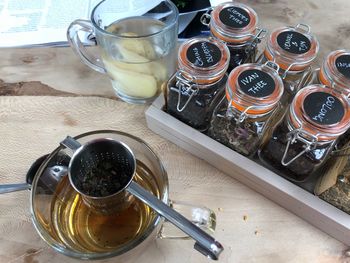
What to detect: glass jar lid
<box><xmin>289</xmin><ymin>85</ymin><xmax>350</xmax><ymax>141</ymax></box>
<box><xmin>178</xmin><ymin>37</ymin><xmax>230</xmax><ymax>84</ymax></box>
<box><xmin>264</xmin><ymin>24</ymin><xmax>319</xmax><ymax>71</ymax></box>
<box><xmin>209</xmin><ymin>2</ymin><xmax>258</xmax><ymax>44</ymax></box>
<box><xmin>226</xmin><ymin>62</ymin><xmax>284</xmax><ymax>115</ymax></box>
<box><xmin>319</xmin><ymin>50</ymin><xmax>350</xmax><ymax>95</ymax></box>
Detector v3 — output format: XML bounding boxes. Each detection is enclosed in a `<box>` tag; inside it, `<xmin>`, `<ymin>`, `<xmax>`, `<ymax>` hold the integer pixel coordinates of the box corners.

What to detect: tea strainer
<box><xmin>61</xmin><ymin>136</ymin><xmax>224</xmax><ymax>260</ymax></box>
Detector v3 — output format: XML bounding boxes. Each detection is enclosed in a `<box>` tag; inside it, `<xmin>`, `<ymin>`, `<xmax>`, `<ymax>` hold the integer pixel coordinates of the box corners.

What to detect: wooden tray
<box><xmin>145</xmin><ymin>95</ymin><xmax>350</xmax><ymax>246</ymax></box>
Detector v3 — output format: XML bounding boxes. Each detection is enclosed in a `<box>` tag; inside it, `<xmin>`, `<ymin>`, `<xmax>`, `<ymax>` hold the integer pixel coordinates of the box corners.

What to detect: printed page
<box><xmin>0</xmin><ymin>0</ymin><xmax>90</xmax><ymax>47</ymax></box>
<box><xmin>0</xmin><ymin>0</ymin><xmax>163</xmax><ymax>47</ymax></box>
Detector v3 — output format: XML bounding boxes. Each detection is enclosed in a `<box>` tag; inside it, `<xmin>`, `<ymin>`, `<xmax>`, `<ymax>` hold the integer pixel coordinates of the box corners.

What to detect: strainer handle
<box><xmin>0</xmin><ymin>183</ymin><xmax>30</xmax><ymax>194</ymax></box>
<box><xmin>127</xmin><ymin>181</ymin><xmax>224</xmax><ymax>260</ymax></box>
<box><xmin>60</xmin><ymin>136</ymin><xmax>82</xmax><ymax>151</ymax></box>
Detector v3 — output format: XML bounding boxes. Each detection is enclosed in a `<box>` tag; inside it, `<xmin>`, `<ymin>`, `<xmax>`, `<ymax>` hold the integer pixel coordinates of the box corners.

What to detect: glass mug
<box><xmin>30</xmin><ymin>130</ymin><xmax>217</xmax><ymax>261</ymax></box>
<box><xmin>67</xmin><ymin>0</ymin><xmax>179</xmax><ymax>104</ymax></box>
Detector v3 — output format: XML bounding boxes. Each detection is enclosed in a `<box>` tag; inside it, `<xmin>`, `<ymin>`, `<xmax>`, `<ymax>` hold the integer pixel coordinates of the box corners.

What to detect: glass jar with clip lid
<box><xmin>319</xmin><ymin>50</ymin><xmax>350</xmax><ymax>96</ymax></box>
<box><xmin>304</xmin><ymin>50</ymin><xmax>350</xmax><ymax>149</ymax></box>
<box><xmin>259</xmin><ymin>84</ymin><xmax>350</xmax><ymax>182</ymax></box>
<box><xmin>208</xmin><ymin>61</ymin><xmax>284</xmax><ymax>157</ymax></box>
<box><xmin>200</xmin><ymin>2</ymin><xmax>266</xmax><ymax>71</ymax></box>
<box><xmin>259</xmin><ymin>23</ymin><xmax>319</xmax><ymax>104</ymax></box>
<box><xmin>166</xmin><ymin>37</ymin><xmax>230</xmax><ymax>132</ymax></box>
<box><xmin>304</xmin><ymin>50</ymin><xmax>350</xmax><ymax>95</ymax></box>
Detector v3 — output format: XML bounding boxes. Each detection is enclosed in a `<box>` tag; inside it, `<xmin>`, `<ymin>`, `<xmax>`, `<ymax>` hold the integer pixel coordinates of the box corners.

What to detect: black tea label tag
<box><xmin>304</xmin><ymin>92</ymin><xmax>344</xmax><ymax>125</ymax></box>
<box><xmin>335</xmin><ymin>55</ymin><xmax>350</xmax><ymax>79</ymax></box>
<box><xmin>186</xmin><ymin>41</ymin><xmax>222</xmax><ymax>68</ymax></box>
<box><xmin>277</xmin><ymin>31</ymin><xmax>311</xmax><ymax>54</ymax></box>
<box><xmin>219</xmin><ymin>7</ymin><xmax>250</xmax><ymax>28</ymax></box>
<box><xmin>238</xmin><ymin>69</ymin><xmax>276</xmax><ymax>98</ymax></box>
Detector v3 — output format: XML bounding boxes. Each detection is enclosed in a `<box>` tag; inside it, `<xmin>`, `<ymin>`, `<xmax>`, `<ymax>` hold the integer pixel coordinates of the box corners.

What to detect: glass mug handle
<box><xmin>158</xmin><ymin>200</ymin><xmax>216</xmax><ymax>239</ymax></box>
<box><xmin>67</xmin><ymin>19</ymin><xmax>106</xmax><ymax>74</ymax></box>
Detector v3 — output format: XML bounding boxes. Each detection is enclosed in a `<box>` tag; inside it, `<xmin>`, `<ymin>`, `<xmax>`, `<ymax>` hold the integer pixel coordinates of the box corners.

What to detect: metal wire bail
<box><xmin>200</xmin><ymin>8</ymin><xmax>213</xmax><ymax>27</ymax></box>
<box><xmin>174</xmin><ymin>70</ymin><xmax>198</xmax><ymax>112</ymax></box>
<box><xmin>264</xmin><ymin>60</ymin><xmax>280</xmax><ymax>73</ymax></box>
<box><xmin>245</xmin><ymin>28</ymin><xmax>267</xmax><ymax>54</ymax></box>
<box><xmin>281</xmin><ymin>129</ymin><xmax>318</xmax><ymax>166</ymax></box>
<box><xmin>225</xmin><ymin>91</ymin><xmax>258</xmax><ymax>124</ymax></box>
<box><xmin>295</xmin><ymin>23</ymin><xmax>311</xmax><ymax>34</ymax></box>
<box><xmin>281</xmin><ymin>61</ymin><xmax>299</xmax><ymax>80</ymax></box>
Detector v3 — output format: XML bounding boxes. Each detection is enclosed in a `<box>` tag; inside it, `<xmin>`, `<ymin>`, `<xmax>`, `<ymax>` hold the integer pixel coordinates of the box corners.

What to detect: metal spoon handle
<box><xmin>128</xmin><ymin>181</ymin><xmax>223</xmax><ymax>260</ymax></box>
<box><xmin>0</xmin><ymin>183</ymin><xmax>30</xmax><ymax>194</ymax></box>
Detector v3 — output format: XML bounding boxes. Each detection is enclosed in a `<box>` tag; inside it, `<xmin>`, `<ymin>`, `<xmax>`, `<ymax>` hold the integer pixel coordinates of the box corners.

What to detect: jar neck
<box><xmin>177</xmin><ymin>37</ymin><xmax>230</xmax><ymax>85</ymax></box>
<box><xmin>319</xmin><ymin>51</ymin><xmax>350</xmax><ymax>96</ymax></box>
<box><xmin>225</xmin><ymin>62</ymin><xmax>284</xmax><ymax>115</ymax></box>
<box><xmin>288</xmin><ymin>85</ymin><xmax>350</xmax><ymax>142</ymax></box>
<box><xmin>176</xmin><ymin>70</ymin><xmax>227</xmax><ymax>87</ymax></box>
<box><xmin>265</xmin><ymin>24</ymin><xmax>319</xmax><ymax>72</ymax></box>
<box><xmin>264</xmin><ymin>46</ymin><xmax>312</xmax><ymax>72</ymax></box>
<box><xmin>286</xmin><ymin>113</ymin><xmax>335</xmax><ymax>144</ymax></box>
<box><xmin>210</xmin><ymin>23</ymin><xmax>255</xmax><ymax>44</ymax></box>
<box><xmin>208</xmin><ymin>2</ymin><xmax>259</xmax><ymax>44</ymax></box>
<box><xmin>225</xmin><ymin>85</ymin><xmax>277</xmax><ymax>117</ymax></box>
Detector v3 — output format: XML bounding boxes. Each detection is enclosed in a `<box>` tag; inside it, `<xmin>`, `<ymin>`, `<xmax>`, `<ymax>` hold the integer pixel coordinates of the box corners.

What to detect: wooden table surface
<box><xmin>1</xmin><ymin>1</ymin><xmax>350</xmax><ymax>262</ymax></box>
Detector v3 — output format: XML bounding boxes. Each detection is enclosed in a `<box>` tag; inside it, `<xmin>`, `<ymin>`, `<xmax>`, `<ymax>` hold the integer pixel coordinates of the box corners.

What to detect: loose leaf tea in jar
<box><xmin>259</xmin><ymin>24</ymin><xmax>319</xmax><ymax>104</ymax></box>
<box><xmin>166</xmin><ymin>37</ymin><xmax>230</xmax><ymax>131</ymax></box>
<box><xmin>201</xmin><ymin>2</ymin><xmax>266</xmax><ymax>71</ymax></box>
<box><xmin>259</xmin><ymin>85</ymin><xmax>350</xmax><ymax>182</ymax></box>
<box><xmin>208</xmin><ymin>61</ymin><xmax>284</xmax><ymax>157</ymax></box>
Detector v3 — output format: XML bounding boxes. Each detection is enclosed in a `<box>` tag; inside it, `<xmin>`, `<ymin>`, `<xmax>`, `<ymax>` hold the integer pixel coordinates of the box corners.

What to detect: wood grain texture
<box><xmin>0</xmin><ymin>96</ymin><xmax>349</xmax><ymax>263</ymax></box>
<box><xmin>1</xmin><ymin>0</ymin><xmax>350</xmax><ymax>261</ymax></box>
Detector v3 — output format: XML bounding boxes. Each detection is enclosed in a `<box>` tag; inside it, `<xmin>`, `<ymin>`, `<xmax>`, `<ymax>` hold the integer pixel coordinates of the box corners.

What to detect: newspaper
<box><xmin>0</xmin><ymin>0</ymin><xmax>221</xmax><ymax>48</ymax></box>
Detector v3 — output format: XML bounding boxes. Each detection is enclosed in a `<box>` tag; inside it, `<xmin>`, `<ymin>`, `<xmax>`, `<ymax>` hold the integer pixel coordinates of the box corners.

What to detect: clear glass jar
<box><xmin>208</xmin><ymin>61</ymin><xmax>284</xmax><ymax>157</ymax></box>
<box><xmin>307</xmin><ymin>50</ymin><xmax>350</xmax><ymax>150</ymax></box>
<box><xmin>259</xmin><ymin>24</ymin><xmax>319</xmax><ymax>104</ymax></box>
<box><xmin>201</xmin><ymin>2</ymin><xmax>266</xmax><ymax>71</ymax></box>
<box><xmin>166</xmin><ymin>37</ymin><xmax>230</xmax><ymax>132</ymax></box>
<box><xmin>313</xmin><ymin>50</ymin><xmax>350</xmax><ymax>95</ymax></box>
<box><xmin>304</xmin><ymin>50</ymin><xmax>350</xmax><ymax>148</ymax></box>
<box><xmin>259</xmin><ymin>85</ymin><xmax>350</xmax><ymax>182</ymax></box>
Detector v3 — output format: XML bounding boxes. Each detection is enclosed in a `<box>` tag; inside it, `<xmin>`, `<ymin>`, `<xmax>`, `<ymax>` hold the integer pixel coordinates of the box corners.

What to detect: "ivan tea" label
<box><xmin>238</xmin><ymin>69</ymin><xmax>275</xmax><ymax>98</ymax></box>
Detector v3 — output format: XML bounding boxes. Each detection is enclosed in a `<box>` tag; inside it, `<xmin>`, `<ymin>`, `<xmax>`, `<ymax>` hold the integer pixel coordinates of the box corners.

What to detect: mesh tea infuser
<box><xmin>60</xmin><ymin>136</ymin><xmax>224</xmax><ymax>260</ymax></box>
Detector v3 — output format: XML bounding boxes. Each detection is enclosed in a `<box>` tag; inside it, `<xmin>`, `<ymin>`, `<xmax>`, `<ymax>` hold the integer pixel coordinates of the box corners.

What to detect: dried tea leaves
<box><xmin>76</xmin><ymin>161</ymin><xmax>131</xmax><ymax>197</ymax></box>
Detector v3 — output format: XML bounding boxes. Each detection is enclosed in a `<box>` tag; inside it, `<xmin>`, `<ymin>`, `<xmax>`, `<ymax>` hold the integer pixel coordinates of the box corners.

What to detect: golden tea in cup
<box><xmin>31</xmin><ymin>130</ymin><xmax>216</xmax><ymax>261</ymax></box>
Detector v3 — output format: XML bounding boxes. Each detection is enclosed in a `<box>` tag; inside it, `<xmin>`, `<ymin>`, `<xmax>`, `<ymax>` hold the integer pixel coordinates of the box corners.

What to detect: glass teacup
<box><xmin>67</xmin><ymin>0</ymin><xmax>179</xmax><ymax>104</ymax></box>
<box><xmin>30</xmin><ymin>130</ymin><xmax>216</xmax><ymax>261</ymax></box>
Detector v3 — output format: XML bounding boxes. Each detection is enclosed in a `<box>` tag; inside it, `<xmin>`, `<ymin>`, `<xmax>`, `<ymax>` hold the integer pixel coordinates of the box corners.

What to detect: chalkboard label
<box><xmin>277</xmin><ymin>31</ymin><xmax>311</xmax><ymax>54</ymax></box>
<box><xmin>219</xmin><ymin>7</ymin><xmax>250</xmax><ymax>28</ymax></box>
<box><xmin>335</xmin><ymin>55</ymin><xmax>350</xmax><ymax>79</ymax></box>
<box><xmin>186</xmin><ymin>41</ymin><xmax>222</xmax><ymax>68</ymax></box>
<box><xmin>304</xmin><ymin>92</ymin><xmax>344</xmax><ymax>125</ymax></box>
<box><xmin>238</xmin><ymin>69</ymin><xmax>276</xmax><ymax>98</ymax></box>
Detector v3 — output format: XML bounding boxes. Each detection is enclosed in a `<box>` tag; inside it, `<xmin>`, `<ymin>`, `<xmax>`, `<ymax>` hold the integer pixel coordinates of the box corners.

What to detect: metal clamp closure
<box><xmin>173</xmin><ymin>71</ymin><xmax>199</xmax><ymax>112</ymax></box>
<box><xmin>244</xmin><ymin>28</ymin><xmax>267</xmax><ymax>54</ymax></box>
<box><xmin>226</xmin><ymin>97</ymin><xmax>260</xmax><ymax>124</ymax></box>
<box><xmin>279</xmin><ymin>63</ymin><xmax>312</xmax><ymax>80</ymax></box>
<box><xmin>281</xmin><ymin>129</ymin><xmax>318</xmax><ymax>166</ymax></box>
<box><xmin>264</xmin><ymin>60</ymin><xmax>280</xmax><ymax>73</ymax></box>
<box><xmin>200</xmin><ymin>8</ymin><xmax>213</xmax><ymax>27</ymax></box>
<box><xmin>295</xmin><ymin>23</ymin><xmax>311</xmax><ymax>34</ymax></box>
